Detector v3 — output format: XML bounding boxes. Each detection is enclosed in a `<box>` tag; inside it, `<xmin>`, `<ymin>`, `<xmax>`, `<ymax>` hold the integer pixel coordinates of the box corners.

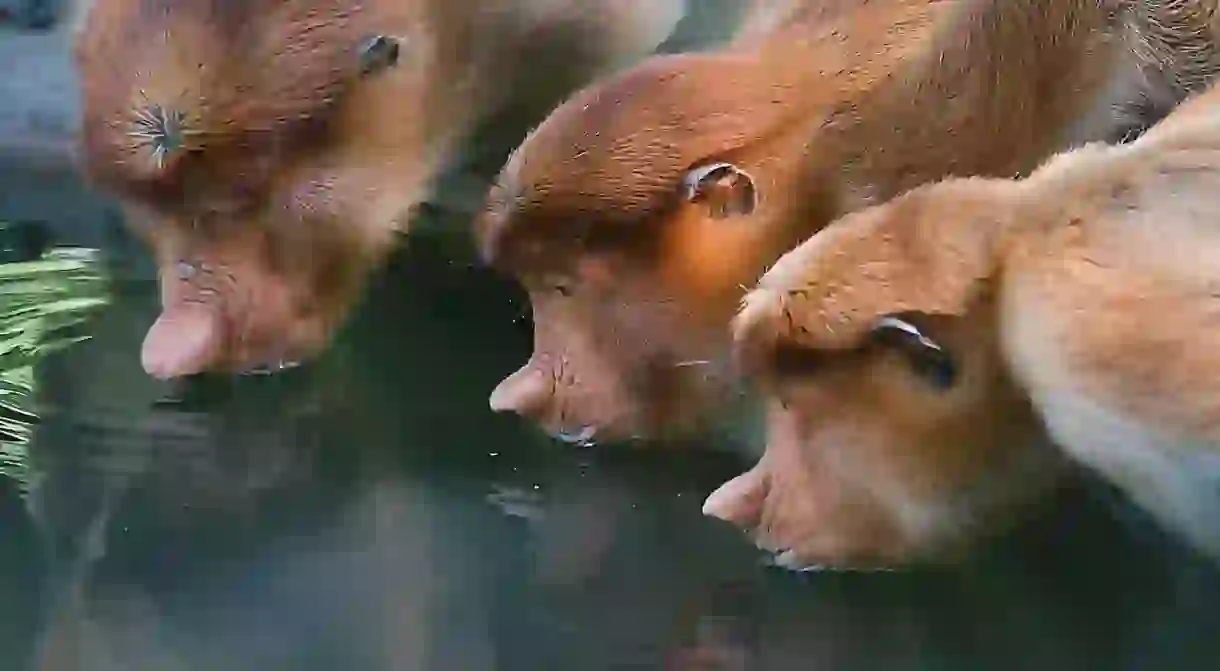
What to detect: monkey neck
<box><xmin>676</xmin><ymin>1</ymin><xmax>953</xmax><ymax>209</ymax></box>
<box><xmin>1129</xmin><ymin>0</ymin><xmax>1220</xmax><ymax>105</ymax></box>
<box><xmin>740</xmin><ymin>0</ymin><xmax>947</xmax><ymax>100</ymax></box>
<box><xmin>811</xmin><ymin>0</ymin><xmax>1157</xmax><ymax>218</ymax></box>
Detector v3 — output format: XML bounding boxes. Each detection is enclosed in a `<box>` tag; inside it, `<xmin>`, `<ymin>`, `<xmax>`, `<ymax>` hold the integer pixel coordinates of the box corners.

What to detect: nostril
<box><xmin>489</xmin><ymin>365</ymin><xmax>551</xmax><ymax>416</ymax></box>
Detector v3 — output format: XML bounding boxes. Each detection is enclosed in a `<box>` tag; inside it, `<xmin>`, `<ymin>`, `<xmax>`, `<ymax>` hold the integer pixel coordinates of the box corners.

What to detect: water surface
<box><xmin>2</xmin><ymin>235</ymin><xmax>1218</xmax><ymax>671</ymax></box>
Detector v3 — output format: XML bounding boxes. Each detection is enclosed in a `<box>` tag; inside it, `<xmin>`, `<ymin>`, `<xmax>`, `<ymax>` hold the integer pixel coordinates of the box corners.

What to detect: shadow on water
<box><xmin>4</xmin><ymin>229</ymin><xmax>1218</xmax><ymax>671</ymax></box>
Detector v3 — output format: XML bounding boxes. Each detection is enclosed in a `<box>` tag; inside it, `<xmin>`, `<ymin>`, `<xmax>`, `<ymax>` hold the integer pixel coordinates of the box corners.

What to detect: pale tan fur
<box><xmin>477</xmin><ymin>0</ymin><xmax>1220</xmax><ymax>449</ymax></box>
<box><xmin>714</xmin><ymin>81</ymin><xmax>1220</xmax><ymax>567</ymax></box>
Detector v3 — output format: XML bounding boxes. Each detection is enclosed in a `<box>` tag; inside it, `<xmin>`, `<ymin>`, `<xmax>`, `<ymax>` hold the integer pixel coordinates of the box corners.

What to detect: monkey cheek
<box><xmin>230</xmin><ymin>286</ymin><xmax>336</xmax><ymax>374</ymax></box>
<box><xmin>235</xmin><ymin>312</ymin><xmax>330</xmax><ymax>375</ymax></box>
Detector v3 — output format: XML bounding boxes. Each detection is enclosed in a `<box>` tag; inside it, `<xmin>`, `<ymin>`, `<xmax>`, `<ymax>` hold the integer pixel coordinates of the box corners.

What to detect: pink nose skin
<box><xmin>702</xmin><ymin>465</ymin><xmax>769</xmax><ymax>528</ymax></box>
<box><xmin>140</xmin><ymin>306</ymin><xmax>224</xmax><ymax>380</ymax></box>
<box><xmin>489</xmin><ymin>364</ymin><xmax>552</xmax><ymax>416</ymax></box>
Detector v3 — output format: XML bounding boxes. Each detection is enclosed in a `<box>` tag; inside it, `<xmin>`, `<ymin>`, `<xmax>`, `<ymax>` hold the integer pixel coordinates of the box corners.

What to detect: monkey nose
<box><xmin>141</xmin><ymin>306</ymin><xmax>224</xmax><ymax>380</ymax></box>
<box><xmin>702</xmin><ymin>464</ymin><xmax>769</xmax><ymax>529</ymax></box>
<box><xmin>489</xmin><ymin>364</ymin><xmax>552</xmax><ymax>417</ymax></box>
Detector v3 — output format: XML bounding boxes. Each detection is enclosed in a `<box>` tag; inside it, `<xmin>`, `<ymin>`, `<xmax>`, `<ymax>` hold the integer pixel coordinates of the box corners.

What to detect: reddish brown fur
<box><xmin>480</xmin><ymin>0</ymin><xmax>952</xmax><ymax>446</ymax></box>
<box><xmin>73</xmin><ymin>0</ymin><xmax>695</xmax><ymax>378</ymax></box>
<box><xmin>477</xmin><ymin>0</ymin><xmax>1220</xmax><ymax>447</ymax></box>
<box><xmin>711</xmin><ymin>81</ymin><xmax>1220</xmax><ymax>567</ymax></box>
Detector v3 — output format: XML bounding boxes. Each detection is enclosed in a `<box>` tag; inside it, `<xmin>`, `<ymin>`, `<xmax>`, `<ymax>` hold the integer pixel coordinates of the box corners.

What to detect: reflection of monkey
<box><xmin>708</xmin><ymin>80</ymin><xmax>1220</xmax><ymax>568</ymax></box>
<box><xmin>477</xmin><ymin>0</ymin><xmax>1220</xmax><ymax>449</ymax></box>
<box><xmin>72</xmin><ymin>0</ymin><xmax>713</xmax><ymax>379</ymax></box>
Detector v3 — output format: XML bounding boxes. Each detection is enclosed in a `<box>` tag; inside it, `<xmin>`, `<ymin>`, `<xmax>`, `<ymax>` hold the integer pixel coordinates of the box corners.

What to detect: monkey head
<box><xmin>702</xmin><ymin>178</ymin><xmax>1068</xmax><ymax>569</ymax></box>
<box><xmin>475</xmin><ymin>1</ymin><xmax>941</xmax><ymax>446</ymax></box>
<box><xmin>73</xmin><ymin>0</ymin><xmax>688</xmax><ymax>379</ymax></box>
<box><xmin>476</xmin><ymin>51</ymin><xmax>820</xmax><ymax>447</ymax></box>
<box><xmin>73</xmin><ymin>0</ymin><xmax>431</xmax><ymax>378</ymax></box>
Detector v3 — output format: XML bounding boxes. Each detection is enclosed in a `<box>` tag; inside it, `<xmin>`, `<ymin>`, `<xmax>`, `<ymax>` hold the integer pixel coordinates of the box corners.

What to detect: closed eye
<box><xmin>869</xmin><ymin>316</ymin><xmax>957</xmax><ymax>390</ymax></box>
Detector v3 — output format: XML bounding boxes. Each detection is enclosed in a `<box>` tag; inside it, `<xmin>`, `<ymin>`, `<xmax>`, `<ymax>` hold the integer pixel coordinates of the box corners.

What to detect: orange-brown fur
<box><xmin>73</xmin><ymin>0</ymin><xmax>703</xmax><ymax>378</ymax></box>
<box><xmin>477</xmin><ymin>0</ymin><xmax>1220</xmax><ymax>448</ymax></box>
<box><xmin>711</xmin><ymin>81</ymin><xmax>1220</xmax><ymax>567</ymax></box>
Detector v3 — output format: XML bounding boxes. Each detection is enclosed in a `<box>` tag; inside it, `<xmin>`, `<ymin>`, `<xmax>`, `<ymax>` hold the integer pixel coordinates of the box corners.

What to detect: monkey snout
<box><xmin>489</xmin><ymin>364</ymin><xmax>553</xmax><ymax>417</ymax></box>
<box><xmin>702</xmin><ymin>465</ymin><xmax>769</xmax><ymax>530</ymax></box>
<box><xmin>141</xmin><ymin>305</ymin><xmax>225</xmax><ymax>380</ymax></box>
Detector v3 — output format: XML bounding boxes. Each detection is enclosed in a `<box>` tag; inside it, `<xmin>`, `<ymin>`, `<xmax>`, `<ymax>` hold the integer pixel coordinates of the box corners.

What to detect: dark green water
<box><xmin>2</xmin><ymin>233</ymin><xmax>1218</xmax><ymax>671</ymax></box>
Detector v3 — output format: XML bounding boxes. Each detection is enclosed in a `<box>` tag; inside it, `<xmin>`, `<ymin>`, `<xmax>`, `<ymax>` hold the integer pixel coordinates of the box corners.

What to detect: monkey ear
<box><xmin>682</xmin><ymin>162</ymin><xmax>758</xmax><ymax>219</ymax></box>
<box><xmin>357</xmin><ymin>34</ymin><xmax>403</xmax><ymax>76</ymax></box>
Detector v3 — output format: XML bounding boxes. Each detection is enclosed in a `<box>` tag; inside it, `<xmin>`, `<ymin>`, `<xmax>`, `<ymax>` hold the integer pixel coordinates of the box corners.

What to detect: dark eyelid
<box><xmin>868</xmin><ymin>317</ymin><xmax>958</xmax><ymax>390</ymax></box>
<box><xmin>868</xmin><ymin>317</ymin><xmax>942</xmax><ymax>356</ymax></box>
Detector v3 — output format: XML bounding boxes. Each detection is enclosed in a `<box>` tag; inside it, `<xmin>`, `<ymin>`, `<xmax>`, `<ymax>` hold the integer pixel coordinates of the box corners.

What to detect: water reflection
<box><xmin>12</xmin><ymin>236</ymin><xmax>1220</xmax><ymax>670</ymax></box>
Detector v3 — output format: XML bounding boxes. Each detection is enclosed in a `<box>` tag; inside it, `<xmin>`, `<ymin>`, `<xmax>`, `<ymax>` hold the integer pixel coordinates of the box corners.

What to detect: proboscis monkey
<box><xmin>477</xmin><ymin>0</ymin><xmax>1220</xmax><ymax>448</ymax></box>
<box><xmin>707</xmin><ymin>80</ymin><xmax>1220</xmax><ymax>568</ymax></box>
<box><xmin>72</xmin><ymin>0</ymin><xmax>748</xmax><ymax>379</ymax></box>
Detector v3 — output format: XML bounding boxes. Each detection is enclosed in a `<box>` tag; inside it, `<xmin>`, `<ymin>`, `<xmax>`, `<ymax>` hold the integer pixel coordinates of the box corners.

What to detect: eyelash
<box><xmin>768</xmin><ymin>333</ymin><xmax>956</xmax><ymax>393</ymax></box>
<box><xmin>868</xmin><ymin>329</ymin><xmax>958</xmax><ymax>391</ymax></box>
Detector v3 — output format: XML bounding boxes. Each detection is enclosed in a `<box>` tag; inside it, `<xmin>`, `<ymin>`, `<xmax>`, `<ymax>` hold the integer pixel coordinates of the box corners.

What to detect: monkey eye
<box><xmin>357</xmin><ymin>34</ymin><xmax>402</xmax><ymax>76</ymax></box>
<box><xmin>869</xmin><ymin>316</ymin><xmax>957</xmax><ymax>390</ymax></box>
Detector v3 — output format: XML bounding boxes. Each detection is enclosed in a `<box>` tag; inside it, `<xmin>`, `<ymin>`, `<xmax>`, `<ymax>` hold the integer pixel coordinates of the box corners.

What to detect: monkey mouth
<box><xmin>150</xmin><ymin>356</ymin><xmax>316</xmax><ymax>410</ymax></box>
<box><xmin>762</xmin><ymin>549</ymin><xmax>827</xmax><ymax>573</ymax></box>
<box><xmin>238</xmin><ymin>359</ymin><xmax>304</xmax><ymax>376</ymax></box>
<box><xmin>551</xmin><ymin>425</ymin><xmax>598</xmax><ymax>447</ymax></box>
<box><xmin>759</xmin><ymin>548</ymin><xmax>901</xmax><ymax>574</ymax></box>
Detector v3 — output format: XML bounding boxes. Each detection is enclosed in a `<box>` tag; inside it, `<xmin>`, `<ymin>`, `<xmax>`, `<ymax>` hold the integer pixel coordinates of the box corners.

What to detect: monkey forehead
<box><xmin>732</xmin><ymin>218</ymin><xmax>901</xmax><ymax>368</ymax></box>
<box><xmin>75</xmin><ymin>0</ymin><xmax>381</xmax><ymax>189</ymax></box>
<box><xmin>735</xmin><ymin>180</ymin><xmax>1010</xmax><ymax>366</ymax></box>
<box><xmin>488</xmin><ymin>52</ymin><xmax>795</xmax><ymax>230</ymax></box>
